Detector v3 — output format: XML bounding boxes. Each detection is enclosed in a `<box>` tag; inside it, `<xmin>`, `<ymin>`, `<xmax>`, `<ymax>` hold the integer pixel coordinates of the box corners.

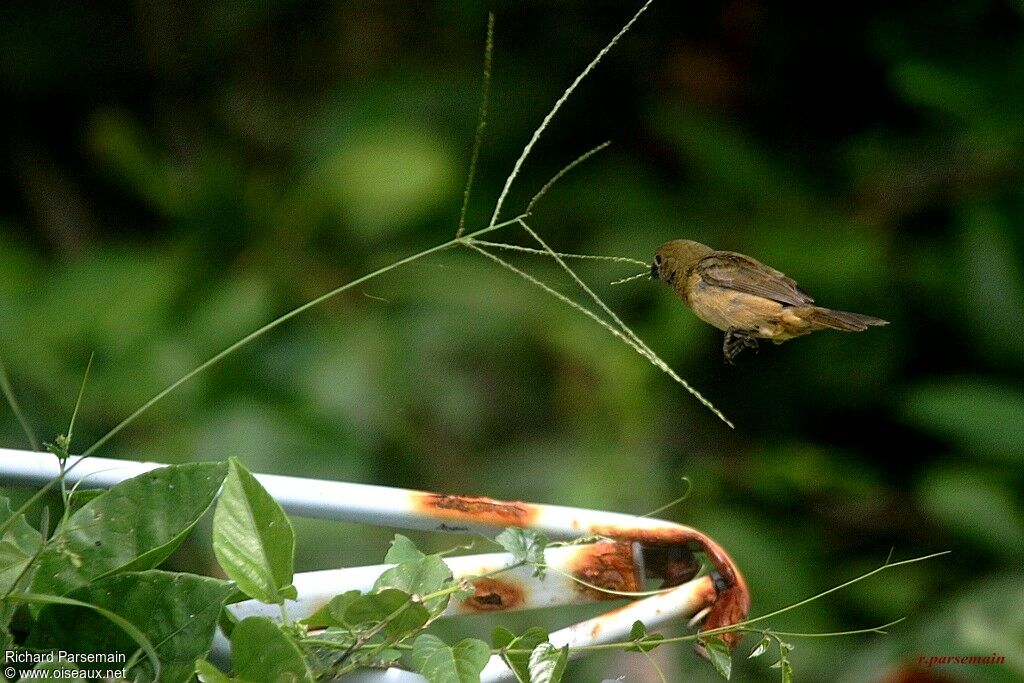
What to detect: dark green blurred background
<box><xmin>1</xmin><ymin>1</ymin><xmax>1022</xmax><ymax>681</ymax></box>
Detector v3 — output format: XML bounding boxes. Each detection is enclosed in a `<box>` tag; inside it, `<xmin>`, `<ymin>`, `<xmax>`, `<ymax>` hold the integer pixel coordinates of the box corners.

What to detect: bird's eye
<box><xmin>654</xmin><ymin>254</ymin><xmax>663</xmax><ymax>266</ymax></box>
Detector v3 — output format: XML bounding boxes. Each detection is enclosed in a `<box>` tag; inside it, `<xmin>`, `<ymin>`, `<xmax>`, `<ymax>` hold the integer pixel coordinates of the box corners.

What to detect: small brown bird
<box><xmin>652</xmin><ymin>239</ymin><xmax>888</xmax><ymax>362</ymax></box>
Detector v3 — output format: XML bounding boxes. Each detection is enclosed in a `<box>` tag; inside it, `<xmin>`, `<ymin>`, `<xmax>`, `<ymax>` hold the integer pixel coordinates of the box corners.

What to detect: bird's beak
<box><xmin>650</xmin><ymin>260</ymin><xmax>659</xmax><ymax>280</ymax></box>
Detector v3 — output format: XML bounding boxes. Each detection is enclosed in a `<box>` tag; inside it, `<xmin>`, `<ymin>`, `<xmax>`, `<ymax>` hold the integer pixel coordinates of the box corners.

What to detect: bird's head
<box><xmin>652</xmin><ymin>239</ymin><xmax>714</xmax><ymax>285</ymax></box>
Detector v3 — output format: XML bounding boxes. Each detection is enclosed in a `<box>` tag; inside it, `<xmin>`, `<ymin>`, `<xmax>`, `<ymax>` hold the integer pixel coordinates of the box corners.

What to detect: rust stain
<box><xmin>569</xmin><ymin>540</ymin><xmax>642</xmax><ymax>601</ymax></box>
<box><xmin>589</xmin><ymin>523</ymin><xmax>751</xmax><ymax>651</ymax></box>
<box><xmin>700</xmin><ymin>583</ymin><xmax>750</xmax><ymax>649</ymax></box>
<box><xmin>414</xmin><ymin>492</ymin><xmax>539</xmax><ymax>528</ymax></box>
<box><xmin>461</xmin><ymin>577</ymin><xmax>527</xmax><ymax>612</ymax></box>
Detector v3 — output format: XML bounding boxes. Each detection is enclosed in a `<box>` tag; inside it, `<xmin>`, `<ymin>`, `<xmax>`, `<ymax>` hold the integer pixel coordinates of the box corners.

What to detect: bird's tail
<box><xmin>800</xmin><ymin>306</ymin><xmax>888</xmax><ymax>332</ymax></box>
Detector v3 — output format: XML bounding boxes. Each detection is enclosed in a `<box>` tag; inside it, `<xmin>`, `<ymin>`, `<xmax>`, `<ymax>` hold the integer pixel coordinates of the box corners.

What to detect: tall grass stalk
<box><xmin>488</xmin><ymin>0</ymin><xmax>655</xmax><ymax>227</ymax></box>
<box><xmin>456</xmin><ymin>12</ymin><xmax>494</xmax><ymax>239</ymax></box>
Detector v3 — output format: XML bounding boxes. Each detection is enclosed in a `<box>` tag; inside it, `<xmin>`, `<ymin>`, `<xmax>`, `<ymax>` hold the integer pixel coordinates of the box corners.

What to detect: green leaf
<box><xmin>1</xmin><ymin>496</ymin><xmax>42</xmax><ymax>555</ymax></box>
<box><xmin>195</xmin><ymin>659</ymin><xmax>235</xmax><ymax>683</ymax></box>
<box><xmin>495</xmin><ymin>528</ymin><xmax>548</xmax><ymax>577</ymax></box>
<box><xmin>26</xmin><ymin>571</ymin><xmax>232</xmax><ymax>683</ymax></box>
<box><xmin>373</xmin><ymin>554</ymin><xmax>453</xmax><ymax>616</ymax></box>
<box><xmin>493</xmin><ymin>626</ymin><xmax>548</xmax><ymax>683</ymax></box>
<box><xmin>385</xmin><ymin>534</ymin><xmax>427</xmax><ymax>563</ymax></box>
<box><xmin>0</xmin><ymin>540</ymin><xmax>32</xmax><ymax>596</ymax></box>
<box><xmin>412</xmin><ymin>634</ymin><xmax>491</xmax><ymax>683</ymax></box>
<box><xmin>17</xmin><ymin>590</ymin><xmax>160</xmax><ymax>681</ymax></box>
<box><xmin>0</xmin><ymin>496</ymin><xmax>41</xmax><ymax>626</ymax></box>
<box><xmin>748</xmin><ymin>635</ymin><xmax>771</xmax><ymax>659</ymax></box>
<box><xmin>701</xmin><ymin>636</ymin><xmax>732</xmax><ymax>680</ymax></box>
<box><xmin>213</xmin><ymin>458</ymin><xmax>295</xmax><ymax>604</ymax></box>
<box><xmin>31</xmin><ymin>462</ymin><xmax>227</xmax><ymax>597</ymax></box>
<box><xmin>626</xmin><ymin>620</ymin><xmax>665</xmax><ymax>653</ymax></box>
<box><xmin>230</xmin><ymin>616</ymin><xmax>313</xmax><ymax>683</ymax></box>
<box><xmin>492</xmin><ymin>626</ymin><xmax>515</xmax><ymax>648</ymax></box>
<box><xmin>300</xmin><ymin>589</ymin><xmax>362</xmax><ymax>629</ymax></box>
<box><xmin>345</xmin><ymin>588</ymin><xmax>429</xmax><ymax>640</ymax></box>
<box><xmin>527</xmin><ymin>642</ymin><xmax>568</xmax><ymax>683</ymax></box>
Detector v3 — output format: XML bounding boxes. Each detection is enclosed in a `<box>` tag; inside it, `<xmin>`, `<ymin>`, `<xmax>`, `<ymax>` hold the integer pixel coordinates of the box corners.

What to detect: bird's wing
<box><xmin>696</xmin><ymin>251</ymin><xmax>814</xmax><ymax>306</ymax></box>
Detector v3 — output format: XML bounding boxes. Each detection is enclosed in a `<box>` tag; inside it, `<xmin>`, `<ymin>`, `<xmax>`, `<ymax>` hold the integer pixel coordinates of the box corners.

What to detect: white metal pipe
<box><xmin>0</xmin><ymin>449</ymin><xmax>742</xmax><ymax>680</ymax></box>
<box><xmin>213</xmin><ymin>542</ymin><xmax>646</xmax><ymax>662</ymax></box>
<box><xmin>481</xmin><ymin>575</ymin><xmax>715</xmax><ymax>682</ymax></box>
<box><xmin>0</xmin><ymin>450</ymin><xmax>727</xmax><ymax>543</ymax></box>
<box><xmin>336</xmin><ymin>576</ymin><xmax>714</xmax><ymax>682</ymax></box>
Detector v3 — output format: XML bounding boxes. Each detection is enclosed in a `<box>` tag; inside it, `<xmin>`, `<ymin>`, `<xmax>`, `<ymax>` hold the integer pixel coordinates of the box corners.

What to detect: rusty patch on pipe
<box><xmin>461</xmin><ymin>577</ymin><xmax>527</xmax><ymax>612</ymax></box>
<box><xmin>415</xmin><ymin>493</ymin><xmax>539</xmax><ymax>528</ymax></box>
<box><xmin>568</xmin><ymin>540</ymin><xmax>642</xmax><ymax>600</ymax></box>
<box><xmin>588</xmin><ymin>524</ymin><xmax>751</xmax><ymax>650</ymax></box>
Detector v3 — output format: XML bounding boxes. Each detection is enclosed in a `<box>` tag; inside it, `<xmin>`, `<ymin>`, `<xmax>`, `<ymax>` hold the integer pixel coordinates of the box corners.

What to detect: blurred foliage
<box><xmin>1</xmin><ymin>1</ymin><xmax>1023</xmax><ymax>681</ymax></box>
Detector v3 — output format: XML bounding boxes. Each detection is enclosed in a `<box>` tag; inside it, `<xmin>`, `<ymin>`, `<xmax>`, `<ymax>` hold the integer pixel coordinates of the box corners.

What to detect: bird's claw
<box><xmin>723</xmin><ymin>330</ymin><xmax>759</xmax><ymax>364</ymax></box>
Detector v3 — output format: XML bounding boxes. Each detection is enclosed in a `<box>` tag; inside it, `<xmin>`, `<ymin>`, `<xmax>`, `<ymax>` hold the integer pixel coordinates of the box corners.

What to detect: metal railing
<box><xmin>0</xmin><ymin>447</ymin><xmax>750</xmax><ymax>681</ymax></box>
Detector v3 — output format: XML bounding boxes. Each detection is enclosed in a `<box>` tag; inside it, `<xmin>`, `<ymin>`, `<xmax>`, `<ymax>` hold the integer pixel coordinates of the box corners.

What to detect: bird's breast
<box><xmin>682</xmin><ymin>275</ymin><xmax>786</xmax><ymax>337</ymax></box>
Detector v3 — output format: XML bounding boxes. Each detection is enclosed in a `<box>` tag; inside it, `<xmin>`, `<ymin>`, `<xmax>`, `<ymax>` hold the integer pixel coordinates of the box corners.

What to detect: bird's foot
<box><xmin>723</xmin><ymin>330</ymin><xmax>759</xmax><ymax>364</ymax></box>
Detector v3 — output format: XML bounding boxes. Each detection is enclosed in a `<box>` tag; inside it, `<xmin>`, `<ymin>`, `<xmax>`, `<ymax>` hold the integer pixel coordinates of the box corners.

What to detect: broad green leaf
<box><xmin>345</xmin><ymin>588</ymin><xmax>429</xmax><ymax>640</ymax></box>
<box><xmin>702</xmin><ymin>636</ymin><xmax>732</xmax><ymax>680</ymax></box>
<box><xmin>230</xmin><ymin>616</ymin><xmax>313</xmax><ymax>683</ymax></box>
<box><xmin>195</xmin><ymin>659</ymin><xmax>236</xmax><ymax>683</ymax></box>
<box><xmin>301</xmin><ymin>589</ymin><xmax>361</xmax><ymax>629</ymax></box>
<box><xmin>213</xmin><ymin>458</ymin><xmax>295</xmax><ymax>604</ymax></box>
<box><xmin>17</xmin><ymin>590</ymin><xmax>160</xmax><ymax>681</ymax></box>
<box><xmin>31</xmin><ymin>462</ymin><xmax>227</xmax><ymax>597</ymax></box>
<box><xmin>373</xmin><ymin>554</ymin><xmax>452</xmax><ymax>616</ymax></box>
<box><xmin>26</xmin><ymin>570</ymin><xmax>232</xmax><ymax>683</ymax></box>
<box><xmin>493</xmin><ymin>626</ymin><xmax>548</xmax><ymax>683</ymax></box>
<box><xmin>412</xmin><ymin>634</ymin><xmax>491</xmax><ymax>683</ymax></box>
<box><xmin>527</xmin><ymin>642</ymin><xmax>568</xmax><ymax>683</ymax></box>
<box><xmin>626</xmin><ymin>620</ymin><xmax>664</xmax><ymax>653</ymax></box>
<box><xmin>384</xmin><ymin>534</ymin><xmax>426</xmax><ymax>563</ymax></box>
